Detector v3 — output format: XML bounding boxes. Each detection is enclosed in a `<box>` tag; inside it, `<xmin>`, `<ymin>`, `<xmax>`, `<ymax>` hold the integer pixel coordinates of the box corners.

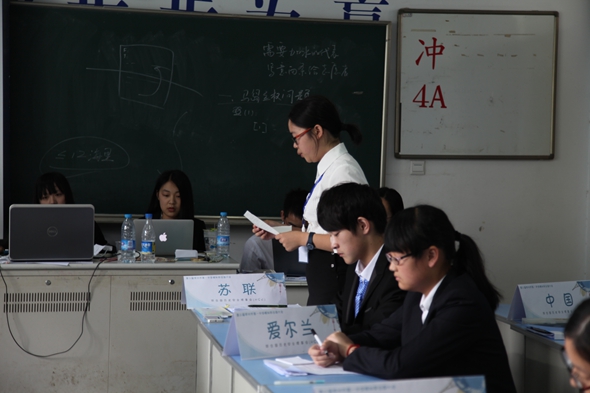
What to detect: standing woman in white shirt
<box><xmin>254</xmin><ymin>95</ymin><xmax>368</xmax><ymax>305</ymax></box>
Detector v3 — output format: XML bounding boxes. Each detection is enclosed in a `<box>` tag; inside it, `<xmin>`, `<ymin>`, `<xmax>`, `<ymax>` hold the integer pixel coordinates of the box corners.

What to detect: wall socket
<box><xmin>410</xmin><ymin>161</ymin><xmax>425</xmax><ymax>175</ymax></box>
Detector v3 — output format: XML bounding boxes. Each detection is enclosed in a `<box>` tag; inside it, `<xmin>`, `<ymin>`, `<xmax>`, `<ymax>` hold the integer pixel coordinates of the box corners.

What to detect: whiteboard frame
<box><xmin>395</xmin><ymin>9</ymin><xmax>558</xmax><ymax>160</ymax></box>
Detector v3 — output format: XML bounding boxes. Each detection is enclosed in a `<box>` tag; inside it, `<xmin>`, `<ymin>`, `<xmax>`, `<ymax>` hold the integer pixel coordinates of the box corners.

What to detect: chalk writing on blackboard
<box><xmin>39</xmin><ymin>136</ymin><xmax>131</xmax><ymax>175</ymax></box>
<box><xmin>87</xmin><ymin>44</ymin><xmax>203</xmax><ymax>110</ymax></box>
<box><xmin>266</xmin><ymin>62</ymin><xmax>348</xmax><ymax>78</ymax></box>
<box><xmin>262</xmin><ymin>43</ymin><xmax>339</xmax><ymax>59</ymax></box>
<box><xmin>253</xmin><ymin>122</ymin><xmax>268</xmax><ymax>134</ymax></box>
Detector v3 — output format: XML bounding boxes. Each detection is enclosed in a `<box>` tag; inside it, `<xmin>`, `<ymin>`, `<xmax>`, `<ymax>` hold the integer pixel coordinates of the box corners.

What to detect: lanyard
<box><xmin>302</xmin><ymin>172</ymin><xmax>325</xmax><ymax>229</ymax></box>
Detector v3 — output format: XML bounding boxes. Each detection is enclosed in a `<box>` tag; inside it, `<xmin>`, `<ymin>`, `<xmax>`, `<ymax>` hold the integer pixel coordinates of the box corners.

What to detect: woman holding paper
<box><xmin>308</xmin><ymin>205</ymin><xmax>517</xmax><ymax>393</ymax></box>
<box><xmin>253</xmin><ymin>95</ymin><xmax>368</xmax><ymax>306</ymax></box>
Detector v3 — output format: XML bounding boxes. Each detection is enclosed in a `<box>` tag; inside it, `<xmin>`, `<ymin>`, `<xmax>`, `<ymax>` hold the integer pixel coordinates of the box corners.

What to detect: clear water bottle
<box><xmin>140</xmin><ymin>213</ymin><xmax>156</xmax><ymax>263</ymax></box>
<box><xmin>216</xmin><ymin>212</ymin><xmax>230</xmax><ymax>258</ymax></box>
<box><xmin>119</xmin><ymin>214</ymin><xmax>136</xmax><ymax>263</ymax></box>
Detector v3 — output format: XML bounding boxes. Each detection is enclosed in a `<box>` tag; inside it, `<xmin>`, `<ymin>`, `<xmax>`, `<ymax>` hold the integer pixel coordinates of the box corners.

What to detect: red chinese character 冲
<box><xmin>415</xmin><ymin>37</ymin><xmax>445</xmax><ymax>70</ymax></box>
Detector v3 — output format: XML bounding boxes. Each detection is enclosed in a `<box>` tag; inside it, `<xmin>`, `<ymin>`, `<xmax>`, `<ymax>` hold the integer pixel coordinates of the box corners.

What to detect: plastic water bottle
<box><xmin>119</xmin><ymin>214</ymin><xmax>136</xmax><ymax>263</ymax></box>
<box><xmin>216</xmin><ymin>212</ymin><xmax>230</xmax><ymax>258</ymax></box>
<box><xmin>140</xmin><ymin>213</ymin><xmax>156</xmax><ymax>263</ymax></box>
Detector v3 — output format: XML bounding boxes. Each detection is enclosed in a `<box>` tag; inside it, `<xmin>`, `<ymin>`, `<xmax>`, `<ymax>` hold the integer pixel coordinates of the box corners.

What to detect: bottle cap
<box><xmin>220</xmin><ymin>212</ymin><xmax>227</xmax><ymax>217</ymax></box>
<box><xmin>145</xmin><ymin>213</ymin><xmax>153</xmax><ymax>219</ymax></box>
<box><xmin>125</xmin><ymin>214</ymin><xmax>132</xmax><ymax>219</ymax></box>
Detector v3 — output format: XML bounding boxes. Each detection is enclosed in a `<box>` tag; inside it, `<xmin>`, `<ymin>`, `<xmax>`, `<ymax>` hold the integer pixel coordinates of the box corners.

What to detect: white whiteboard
<box><xmin>395</xmin><ymin>10</ymin><xmax>558</xmax><ymax>159</ymax></box>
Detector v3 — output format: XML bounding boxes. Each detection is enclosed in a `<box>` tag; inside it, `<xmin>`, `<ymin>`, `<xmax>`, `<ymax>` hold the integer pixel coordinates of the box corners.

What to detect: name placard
<box><xmin>223</xmin><ymin>305</ymin><xmax>340</xmax><ymax>360</ymax></box>
<box><xmin>313</xmin><ymin>375</ymin><xmax>485</xmax><ymax>393</ymax></box>
<box><xmin>508</xmin><ymin>280</ymin><xmax>590</xmax><ymax>321</ymax></box>
<box><xmin>183</xmin><ymin>273</ymin><xmax>286</xmax><ymax>309</ymax></box>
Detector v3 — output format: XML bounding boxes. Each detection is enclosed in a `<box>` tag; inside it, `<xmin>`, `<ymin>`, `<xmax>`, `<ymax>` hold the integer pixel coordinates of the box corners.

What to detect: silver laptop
<box><xmin>9</xmin><ymin>204</ymin><xmax>95</xmax><ymax>262</ymax></box>
<box><xmin>133</xmin><ymin>219</ymin><xmax>193</xmax><ymax>256</ymax></box>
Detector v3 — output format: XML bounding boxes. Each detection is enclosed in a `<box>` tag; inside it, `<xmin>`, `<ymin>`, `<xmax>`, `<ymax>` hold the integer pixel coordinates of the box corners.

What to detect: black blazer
<box><xmin>344</xmin><ymin>270</ymin><xmax>517</xmax><ymax>393</ymax></box>
<box><xmin>337</xmin><ymin>248</ymin><xmax>405</xmax><ymax>335</ymax></box>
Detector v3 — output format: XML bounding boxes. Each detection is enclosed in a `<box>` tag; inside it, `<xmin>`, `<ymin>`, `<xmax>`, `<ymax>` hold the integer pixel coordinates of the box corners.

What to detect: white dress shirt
<box><xmin>355</xmin><ymin>244</ymin><xmax>383</xmax><ymax>282</ymax></box>
<box><xmin>303</xmin><ymin>143</ymin><xmax>368</xmax><ymax>235</ymax></box>
<box><xmin>420</xmin><ymin>275</ymin><xmax>446</xmax><ymax>323</ymax></box>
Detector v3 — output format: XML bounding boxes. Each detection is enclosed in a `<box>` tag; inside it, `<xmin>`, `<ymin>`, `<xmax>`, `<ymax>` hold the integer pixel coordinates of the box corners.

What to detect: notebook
<box><xmin>9</xmin><ymin>204</ymin><xmax>95</xmax><ymax>262</ymax></box>
<box><xmin>272</xmin><ymin>239</ymin><xmax>306</xmax><ymax>277</ymax></box>
<box><xmin>133</xmin><ymin>219</ymin><xmax>194</xmax><ymax>256</ymax></box>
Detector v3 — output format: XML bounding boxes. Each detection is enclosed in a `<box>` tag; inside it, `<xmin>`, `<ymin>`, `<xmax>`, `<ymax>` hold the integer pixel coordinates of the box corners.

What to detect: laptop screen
<box><xmin>133</xmin><ymin>219</ymin><xmax>194</xmax><ymax>256</ymax></box>
<box><xmin>272</xmin><ymin>239</ymin><xmax>306</xmax><ymax>277</ymax></box>
<box><xmin>9</xmin><ymin>204</ymin><xmax>95</xmax><ymax>262</ymax></box>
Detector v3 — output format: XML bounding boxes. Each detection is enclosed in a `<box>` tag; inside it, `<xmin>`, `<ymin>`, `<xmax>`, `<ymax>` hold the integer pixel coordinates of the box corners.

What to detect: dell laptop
<box><xmin>9</xmin><ymin>204</ymin><xmax>95</xmax><ymax>262</ymax></box>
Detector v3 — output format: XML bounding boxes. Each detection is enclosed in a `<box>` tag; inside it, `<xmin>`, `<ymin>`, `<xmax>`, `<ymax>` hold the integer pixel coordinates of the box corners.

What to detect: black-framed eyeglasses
<box><xmin>386</xmin><ymin>252</ymin><xmax>413</xmax><ymax>266</ymax></box>
<box><xmin>562</xmin><ymin>347</ymin><xmax>590</xmax><ymax>392</ymax></box>
<box><xmin>291</xmin><ymin>127</ymin><xmax>312</xmax><ymax>144</ymax></box>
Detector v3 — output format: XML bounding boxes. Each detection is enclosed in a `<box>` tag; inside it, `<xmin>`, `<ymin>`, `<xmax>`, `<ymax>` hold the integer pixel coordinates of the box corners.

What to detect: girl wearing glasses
<box><xmin>308</xmin><ymin>205</ymin><xmax>516</xmax><ymax>393</ymax></box>
<box><xmin>253</xmin><ymin>95</ymin><xmax>367</xmax><ymax>306</ymax></box>
<box><xmin>563</xmin><ymin>299</ymin><xmax>590</xmax><ymax>392</ymax></box>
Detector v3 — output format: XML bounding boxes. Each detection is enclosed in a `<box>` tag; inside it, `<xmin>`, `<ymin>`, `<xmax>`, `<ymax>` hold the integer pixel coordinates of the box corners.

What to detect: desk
<box><xmin>0</xmin><ymin>260</ymin><xmax>308</xmax><ymax>393</ymax></box>
<box><xmin>194</xmin><ymin>312</ymin><xmax>382</xmax><ymax>393</ymax></box>
<box><xmin>0</xmin><ymin>260</ymin><xmax>238</xmax><ymax>393</ymax></box>
<box><xmin>496</xmin><ymin>305</ymin><xmax>574</xmax><ymax>393</ymax></box>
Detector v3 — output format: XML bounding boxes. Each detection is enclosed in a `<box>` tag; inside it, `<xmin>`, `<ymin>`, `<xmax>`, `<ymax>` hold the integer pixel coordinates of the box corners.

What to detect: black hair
<box><xmin>378</xmin><ymin>187</ymin><xmax>404</xmax><ymax>220</ymax></box>
<box><xmin>34</xmin><ymin>172</ymin><xmax>75</xmax><ymax>204</ymax></box>
<box><xmin>288</xmin><ymin>95</ymin><xmax>362</xmax><ymax>145</ymax></box>
<box><xmin>317</xmin><ymin>182</ymin><xmax>386</xmax><ymax>235</ymax></box>
<box><xmin>385</xmin><ymin>205</ymin><xmax>501</xmax><ymax>310</ymax></box>
<box><xmin>282</xmin><ymin>188</ymin><xmax>308</xmax><ymax>219</ymax></box>
<box><xmin>146</xmin><ymin>170</ymin><xmax>195</xmax><ymax>219</ymax></box>
<box><xmin>565</xmin><ymin>299</ymin><xmax>590</xmax><ymax>363</ymax></box>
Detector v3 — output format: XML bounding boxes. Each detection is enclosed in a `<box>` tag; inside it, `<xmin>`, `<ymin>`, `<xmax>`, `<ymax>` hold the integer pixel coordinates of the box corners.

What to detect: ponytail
<box><xmin>454</xmin><ymin>232</ymin><xmax>501</xmax><ymax>310</ymax></box>
<box><xmin>342</xmin><ymin>123</ymin><xmax>362</xmax><ymax>145</ymax></box>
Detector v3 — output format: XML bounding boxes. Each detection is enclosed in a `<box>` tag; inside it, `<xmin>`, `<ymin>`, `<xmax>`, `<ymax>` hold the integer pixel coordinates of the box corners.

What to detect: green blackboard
<box><xmin>9</xmin><ymin>2</ymin><xmax>389</xmax><ymax>217</ymax></box>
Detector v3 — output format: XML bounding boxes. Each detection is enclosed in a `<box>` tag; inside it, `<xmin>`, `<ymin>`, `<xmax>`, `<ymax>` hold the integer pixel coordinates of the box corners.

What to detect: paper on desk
<box><xmin>264</xmin><ymin>359</ymin><xmax>356</xmax><ymax>376</ymax></box>
<box><xmin>244</xmin><ymin>211</ymin><xmax>291</xmax><ymax>235</ymax></box>
<box><xmin>276</xmin><ymin>356</ymin><xmax>314</xmax><ymax>366</ymax></box>
<box><xmin>263</xmin><ymin>359</ymin><xmax>308</xmax><ymax>376</ymax></box>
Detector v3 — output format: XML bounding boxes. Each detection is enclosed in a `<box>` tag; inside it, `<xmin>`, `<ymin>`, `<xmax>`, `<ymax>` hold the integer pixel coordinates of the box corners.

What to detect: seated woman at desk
<box><xmin>309</xmin><ymin>205</ymin><xmax>516</xmax><ymax>393</ymax></box>
<box><xmin>563</xmin><ymin>299</ymin><xmax>590</xmax><ymax>391</ymax></box>
<box><xmin>35</xmin><ymin>172</ymin><xmax>111</xmax><ymax>248</ymax></box>
<box><xmin>146</xmin><ymin>170</ymin><xmax>206</xmax><ymax>252</ymax></box>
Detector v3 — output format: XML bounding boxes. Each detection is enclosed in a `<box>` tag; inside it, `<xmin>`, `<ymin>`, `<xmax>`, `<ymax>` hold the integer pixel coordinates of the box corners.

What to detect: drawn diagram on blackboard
<box><xmin>39</xmin><ymin>136</ymin><xmax>131</xmax><ymax>177</ymax></box>
<box><xmin>87</xmin><ymin>44</ymin><xmax>203</xmax><ymax>109</ymax></box>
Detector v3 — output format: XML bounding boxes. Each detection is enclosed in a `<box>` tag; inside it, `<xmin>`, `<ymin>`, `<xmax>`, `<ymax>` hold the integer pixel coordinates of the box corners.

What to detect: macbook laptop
<box><xmin>133</xmin><ymin>219</ymin><xmax>193</xmax><ymax>257</ymax></box>
<box><xmin>272</xmin><ymin>239</ymin><xmax>306</xmax><ymax>277</ymax></box>
<box><xmin>9</xmin><ymin>204</ymin><xmax>95</xmax><ymax>262</ymax></box>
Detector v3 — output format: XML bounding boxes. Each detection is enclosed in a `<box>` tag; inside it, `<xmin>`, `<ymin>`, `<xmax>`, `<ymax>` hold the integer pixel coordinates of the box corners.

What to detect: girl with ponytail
<box><xmin>253</xmin><ymin>95</ymin><xmax>368</xmax><ymax>306</ymax></box>
<box><xmin>309</xmin><ymin>204</ymin><xmax>516</xmax><ymax>393</ymax></box>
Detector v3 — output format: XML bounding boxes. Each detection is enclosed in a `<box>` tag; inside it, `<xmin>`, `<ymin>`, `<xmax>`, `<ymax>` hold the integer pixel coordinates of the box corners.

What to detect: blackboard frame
<box><xmin>395</xmin><ymin>9</ymin><xmax>558</xmax><ymax>160</ymax></box>
<box><xmin>8</xmin><ymin>2</ymin><xmax>390</xmax><ymax>219</ymax></box>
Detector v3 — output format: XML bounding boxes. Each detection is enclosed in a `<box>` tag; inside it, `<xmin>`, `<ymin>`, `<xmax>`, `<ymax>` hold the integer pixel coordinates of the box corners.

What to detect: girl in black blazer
<box><xmin>309</xmin><ymin>205</ymin><xmax>517</xmax><ymax>393</ymax></box>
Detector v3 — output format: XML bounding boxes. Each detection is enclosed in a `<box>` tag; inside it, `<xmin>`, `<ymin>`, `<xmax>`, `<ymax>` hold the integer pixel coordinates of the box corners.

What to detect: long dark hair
<box><xmin>146</xmin><ymin>170</ymin><xmax>195</xmax><ymax>219</ymax></box>
<box><xmin>565</xmin><ymin>299</ymin><xmax>590</xmax><ymax>363</ymax></box>
<box><xmin>288</xmin><ymin>95</ymin><xmax>362</xmax><ymax>145</ymax></box>
<box><xmin>385</xmin><ymin>205</ymin><xmax>501</xmax><ymax>310</ymax></box>
<box><xmin>34</xmin><ymin>172</ymin><xmax>75</xmax><ymax>204</ymax></box>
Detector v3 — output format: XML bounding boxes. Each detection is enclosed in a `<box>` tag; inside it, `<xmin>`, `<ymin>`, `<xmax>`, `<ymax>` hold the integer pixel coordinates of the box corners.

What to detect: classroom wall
<box><xmin>14</xmin><ymin>0</ymin><xmax>590</xmax><ymax>301</ymax></box>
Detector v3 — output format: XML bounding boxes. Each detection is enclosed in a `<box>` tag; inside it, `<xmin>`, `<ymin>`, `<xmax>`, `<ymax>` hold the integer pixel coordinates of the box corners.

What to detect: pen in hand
<box><xmin>311</xmin><ymin>328</ymin><xmax>329</xmax><ymax>356</ymax></box>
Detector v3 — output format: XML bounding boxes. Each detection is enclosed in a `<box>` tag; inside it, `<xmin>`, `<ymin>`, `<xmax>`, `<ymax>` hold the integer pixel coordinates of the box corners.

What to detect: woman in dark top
<box><xmin>146</xmin><ymin>170</ymin><xmax>205</xmax><ymax>252</ymax></box>
<box><xmin>34</xmin><ymin>172</ymin><xmax>110</xmax><ymax>247</ymax></box>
